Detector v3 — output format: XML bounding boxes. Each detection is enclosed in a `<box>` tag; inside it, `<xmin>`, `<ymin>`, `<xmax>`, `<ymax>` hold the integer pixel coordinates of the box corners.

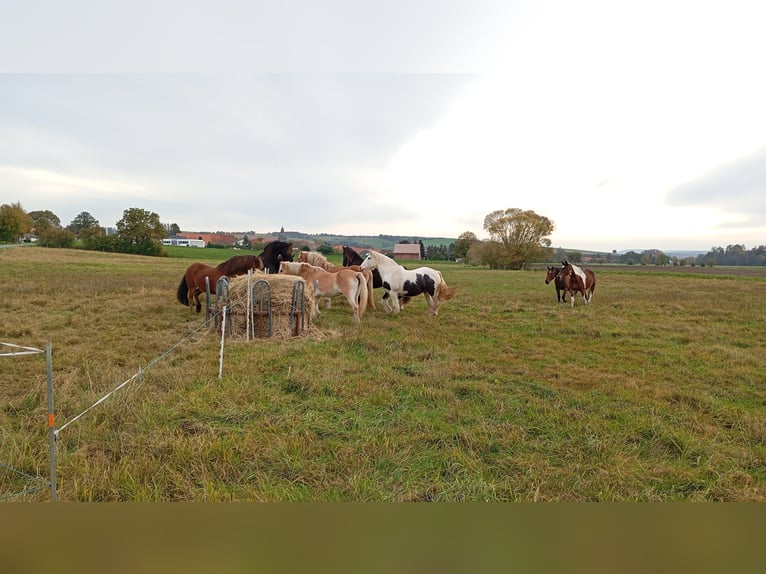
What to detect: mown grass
<box><xmin>1</xmin><ymin>246</ymin><xmax>764</xmax><ymax>501</ymax></box>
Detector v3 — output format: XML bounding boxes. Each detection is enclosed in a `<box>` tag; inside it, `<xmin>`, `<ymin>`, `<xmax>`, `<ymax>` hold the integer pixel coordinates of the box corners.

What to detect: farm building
<box><xmin>393</xmin><ymin>243</ymin><xmax>422</xmax><ymax>260</ymax></box>
<box><xmin>163</xmin><ymin>237</ymin><xmax>205</xmax><ymax>247</ymax></box>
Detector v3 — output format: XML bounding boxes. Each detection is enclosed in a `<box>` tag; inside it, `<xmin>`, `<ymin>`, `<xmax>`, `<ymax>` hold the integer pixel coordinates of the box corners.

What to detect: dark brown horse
<box><xmin>177</xmin><ymin>254</ymin><xmax>263</xmax><ymax>313</ymax></box>
<box><xmin>258</xmin><ymin>240</ymin><xmax>294</xmax><ymax>274</ymax></box>
<box><xmin>545</xmin><ymin>265</ymin><xmax>568</xmax><ymax>303</ymax></box>
<box><xmin>557</xmin><ymin>261</ymin><xmax>596</xmax><ymax>306</ymax></box>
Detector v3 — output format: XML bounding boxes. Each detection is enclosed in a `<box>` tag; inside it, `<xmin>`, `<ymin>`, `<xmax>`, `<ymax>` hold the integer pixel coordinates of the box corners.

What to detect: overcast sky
<box><xmin>1</xmin><ymin>0</ymin><xmax>765</xmax><ymax>251</ymax></box>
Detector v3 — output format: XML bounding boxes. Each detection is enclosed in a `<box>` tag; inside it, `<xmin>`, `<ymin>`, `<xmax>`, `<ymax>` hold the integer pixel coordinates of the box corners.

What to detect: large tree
<box><xmin>453</xmin><ymin>231</ymin><xmax>478</xmax><ymax>261</ymax></box>
<box><xmin>115</xmin><ymin>207</ymin><xmax>166</xmax><ymax>255</ymax></box>
<box><xmin>28</xmin><ymin>210</ymin><xmax>61</xmax><ymax>232</ymax></box>
<box><xmin>68</xmin><ymin>211</ymin><xmax>100</xmax><ymax>236</ymax></box>
<box><xmin>482</xmin><ymin>208</ymin><xmax>554</xmax><ymax>269</ymax></box>
<box><xmin>0</xmin><ymin>202</ymin><xmax>33</xmax><ymax>242</ymax></box>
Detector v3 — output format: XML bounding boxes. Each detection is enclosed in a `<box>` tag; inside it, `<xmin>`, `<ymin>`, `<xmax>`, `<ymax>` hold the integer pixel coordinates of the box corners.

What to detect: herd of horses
<box><xmin>176</xmin><ymin>240</ymin><xmax>596</xmax><ymax>321</ymax></box>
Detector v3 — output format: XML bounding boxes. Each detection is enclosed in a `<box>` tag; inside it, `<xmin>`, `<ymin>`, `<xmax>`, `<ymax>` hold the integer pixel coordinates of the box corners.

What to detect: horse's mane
<box><xmin>300</xmin><ymin>251</ymin><xmax>331</xmax><ymax>268</ymax></box>
<box><xmin>216</xmin><ymin>254</ymin><xmax>260</xmax><ymax>276</ymax></box>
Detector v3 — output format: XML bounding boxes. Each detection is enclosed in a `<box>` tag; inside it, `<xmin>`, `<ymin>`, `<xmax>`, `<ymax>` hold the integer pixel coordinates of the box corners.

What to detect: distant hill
<box><xmin>270</xmin><ymin>231</ymin><xmax>457</xmax><ymax>251</ymax></box>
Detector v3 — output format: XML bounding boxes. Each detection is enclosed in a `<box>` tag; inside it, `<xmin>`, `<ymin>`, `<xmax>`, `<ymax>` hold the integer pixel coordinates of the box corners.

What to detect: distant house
<box><xmin>393</xmin><ymin>243</ymin><xmax>422</xmax><ymax>260</ymax></box>
<box><xmin>163</xmin><ymin>237</ymin><xmax>205</xmax><ymax>248</ymax></box>
<box><xmin>176</xmin><ymin>232</ymin><xmax>238</xmax><ymax>247</ymax></box>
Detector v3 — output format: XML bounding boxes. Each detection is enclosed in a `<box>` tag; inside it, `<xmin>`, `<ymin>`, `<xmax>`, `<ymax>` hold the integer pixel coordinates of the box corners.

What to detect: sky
<box><xmin>1</xmin><ymin>0</ymin><xmax>765</xmax><ymax>252</ymax></box>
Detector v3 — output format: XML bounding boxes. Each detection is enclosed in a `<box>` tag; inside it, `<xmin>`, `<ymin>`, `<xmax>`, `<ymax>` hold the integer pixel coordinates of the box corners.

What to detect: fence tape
<box><xmin>54</xmin><ymin>311</ymin><xmax>221</xmax><ymax>437</ymax></box>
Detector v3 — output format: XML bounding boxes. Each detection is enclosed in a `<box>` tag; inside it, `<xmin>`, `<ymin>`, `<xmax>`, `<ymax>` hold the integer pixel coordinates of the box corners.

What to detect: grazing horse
<box><xmin>300</xmin><ymin>249</ymin><xmax>376</xmax><ymax>310</ymax></box>
<box><xmin>545</xmin><ymin>265</ymin><xmax>568</xmax><ymax>303</ymax></box>
<box><xmin>278</xmin><ymin>261</ymin><xmax>369</xmax><ymax>322</ymax></box>
<box><xmin>557</xmin><ymin>260</ymin><xmax>596</xmax><ymax>306</ymax></box>
<box><xmin>258</xmin><ymin>240</ymin><xmax>294</xmax><ymax>273</ymax></box>
<box><xmin>177</xmin><ymin>254</ymin><xmax>263</xmax><ymax>313</ymax></box>
<box><xmin>359</xmin><ymin>250</ymin><xmax>456</xmax><ymax>316</ymax></box>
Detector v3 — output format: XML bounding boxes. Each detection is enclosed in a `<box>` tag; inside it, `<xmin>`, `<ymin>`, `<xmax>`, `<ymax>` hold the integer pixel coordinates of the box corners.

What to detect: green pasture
<box><xmin>1</xmin><ymin>246</ymin><xmax>764</xmax><ymax>501</ymax></box>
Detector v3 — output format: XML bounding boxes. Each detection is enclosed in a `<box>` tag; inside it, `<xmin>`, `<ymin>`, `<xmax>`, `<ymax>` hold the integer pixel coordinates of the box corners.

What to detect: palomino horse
<box><xmin>258</xmin><ymin>240</ymin><xmax>294</xmax><ymax>273</ymax></box>
<box><xmin>359</xmin><ymin>250</ymin><xmax>456</xmax><ymax>316</ymax></box>
<box><xmin>177</xmin><ymin>254</ymin><xmax>263</xmax><ymax>313</ymax></box>
<box><xmin>298</xmin><ymin>250</ymin><xmax>334</xmax><ymax>269</ymax></box>
<box><xmin>557</xmin><ymin>260</ymin><xmax>596</xmax><ymax>306</ymax></box>
<box><xmin>303</xmin><ymin>248</ymin><xmax>376</xmax><ymax>309</ymax></box>
<box><xmin>278</xmin><ymin>261</ymin><xmax>369</xmax><ymax>322</ymax></box>
<box><xmin>545</xmin><ymin>265</ymin><xmax>568</xmax><ymax>303</ymax></box>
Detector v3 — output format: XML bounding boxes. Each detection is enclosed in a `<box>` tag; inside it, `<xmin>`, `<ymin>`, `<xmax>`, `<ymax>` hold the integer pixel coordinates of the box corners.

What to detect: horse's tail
<box><xmin>177</xmin><ymin>276</ymin><xmax>189</xmax><ymax>306</ymax></box>
<box><xmin>437</xmin><ymin>272</ymin><xmax>457</xmax><ymax>301</ymax></box>
<box><xmin>356</xmin><ymin>272</ymin><xmax>368</xmax><ymax>317</ymax></box>
<box><xmin>362</xmin><ymin>269</ymin><xmax>375</xmax><ymax>309</ymax></box>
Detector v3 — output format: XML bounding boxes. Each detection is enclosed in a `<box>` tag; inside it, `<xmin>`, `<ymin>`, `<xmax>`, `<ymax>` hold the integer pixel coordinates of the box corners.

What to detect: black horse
<box><xmin>259</xmin><ymin>240</ymin><xmax>294</xmax><ymax>273</ymax></box>
<box><xmin>342</xmin><ymin>245</ymin><xmax>382</xmax><ymax>288</ymax></box>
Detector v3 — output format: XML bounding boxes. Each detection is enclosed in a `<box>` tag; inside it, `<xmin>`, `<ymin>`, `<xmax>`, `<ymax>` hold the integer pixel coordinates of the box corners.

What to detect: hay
<box><xmin>211</xmin><ymin>272</ymin><xmax>319</xmax><ymax>339</ymax></box>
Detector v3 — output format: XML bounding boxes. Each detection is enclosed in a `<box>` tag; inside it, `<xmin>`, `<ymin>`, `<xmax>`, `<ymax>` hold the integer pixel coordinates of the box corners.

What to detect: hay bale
<box><xmin>213</xmin><ymin>272</ymin><xmax>318</xmax><ymax>339</ymax></box>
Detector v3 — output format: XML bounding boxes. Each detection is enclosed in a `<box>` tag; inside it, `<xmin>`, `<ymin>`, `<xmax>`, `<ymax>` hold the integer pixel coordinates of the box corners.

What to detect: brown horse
<box><xmin>177</xmin><ymin>254</ymin><xmax>263</xmax><ymax>313</ymax></box>
<box><xmin>557</xmin><ymin>261</ymin><xmax>596</xmax><ymax>306</ymax></box>
<box><xmin>279</xmin><ymin>261</ymin><xmax>369</xmax><ymax>322</ymax></box>
<box><xmin>545</xmin><ymin>265</ymin><xmax>568</xmax><ymax>303</ymax></box>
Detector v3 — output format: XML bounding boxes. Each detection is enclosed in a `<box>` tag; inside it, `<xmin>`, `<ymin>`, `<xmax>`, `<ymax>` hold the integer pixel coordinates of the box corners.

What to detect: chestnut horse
<box><xmin>557</xmin><ymin>260</ymin><xmax>596</xmax><ymax>306</ymax></box>
<box><xmin>177</xmin><ymin>254</ymin><xmax>263</xmax><ymax>313</ymax></box>
<box><xmin>544</xmin><ymin>265</ymin><xmax>568</xmax><ymax>303</ymax></box>
<box><xmin>278</xmin><ymin>261</ymin><xmax>369</xmax><ymax>322</ymax></box>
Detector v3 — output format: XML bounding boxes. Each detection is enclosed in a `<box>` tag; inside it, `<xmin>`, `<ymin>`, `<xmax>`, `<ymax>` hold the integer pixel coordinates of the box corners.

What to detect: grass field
<box><xmin>1</xmin><ymin>246</ymin><xmax>764</xmax><ymax>501</ymax></box>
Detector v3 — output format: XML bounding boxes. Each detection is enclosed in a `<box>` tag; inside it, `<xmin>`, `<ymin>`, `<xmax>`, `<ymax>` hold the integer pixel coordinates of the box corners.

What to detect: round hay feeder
<box><xmin>214</xmin><ymin>272</ymin><xmax>318</xmax><ymax>339</ymax></box>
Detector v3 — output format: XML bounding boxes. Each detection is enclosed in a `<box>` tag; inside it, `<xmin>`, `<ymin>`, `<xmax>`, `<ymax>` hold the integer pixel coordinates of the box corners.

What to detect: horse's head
<box><xmin>545</xmin><ymin>266</ymin><xmax>558</xmax><ymax>284</ymax></box>
<box><xmin>298</xmin><ymin>251</ymin><xmax>309</xmax><ymax>263</ymax></box>
<box><xmin>359</xmin><ymin>253</ymin><xmax>377</xmax><ymax>271</ymax></box>
<box><xmin>342</xmin><ymin>245</ymin><xmax>362</xmax><ymax>267</ymax></box>
<box><xmin>278</xmin><ymin>241</ymin><xmax>294</xmax><ymax>262</ymax></box>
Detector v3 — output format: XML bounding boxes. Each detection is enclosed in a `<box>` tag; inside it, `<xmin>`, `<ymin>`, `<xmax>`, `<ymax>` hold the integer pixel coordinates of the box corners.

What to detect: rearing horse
<box><xmin>557</xmin><ymin>260</ymin><xmax>596</xmax><ymax>306</ymax></box>
<box><xmin>359</xmin><ymin>250</ymin><xmax>456</xmax><ymax>316</ymax></box>
<box><xmin>177</xmin><ymin>254</ymin><xmax>263</xmax><ymax>313</ymax></box>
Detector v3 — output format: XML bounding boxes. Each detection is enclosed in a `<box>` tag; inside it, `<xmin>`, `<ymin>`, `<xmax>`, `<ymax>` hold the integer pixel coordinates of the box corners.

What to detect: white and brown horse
<box><xmin>557</xmin><ymin>260</ymin><xmax>596</xmax><ymax>306</ymax></box>
<box><xmin>278</xmin><ymin>261</ymin><xmax>369</xmax><ymax>322</ymax></box>
<box><xmin>359</xmin><ymin>250</ymin><xmax>456</xmax><ymax>316</ymax></box>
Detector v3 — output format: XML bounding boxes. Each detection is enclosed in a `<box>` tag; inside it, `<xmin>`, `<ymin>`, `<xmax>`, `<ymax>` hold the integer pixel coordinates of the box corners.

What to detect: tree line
<box><xmin>0</xmin><ymin>203</ymin><xmax>170</xmax><ymax>256</ymax></box>
<box><xmin>3</xmin><ymin>201</ymin><xmax>763</xmax><ymax>267</ymax></box>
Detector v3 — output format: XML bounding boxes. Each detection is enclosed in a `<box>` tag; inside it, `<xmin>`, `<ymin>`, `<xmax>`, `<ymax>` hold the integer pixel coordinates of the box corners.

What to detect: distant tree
<box><xmin>418</xmin><ymin>240</ymin><xmax>426</xmax><ymax>259</ymax></box>
<box><xmin>317</xmin><ymin>242</ymin><xmax>335</xmax><ymax>256</ymax></box>
<box><xmin>37</xmin><ymin>227</ymin><xmax>75</xmax><ymax>248</ymax></box>
<box><xmin>115</xmin><ymin>207</ymin><xmax>166</xmax><ymax>256</ymax></box>
<box><xmin>164</xmin><ymin>222</ymin><xmax>181</xmax><ymax>236</ymax></box>
<box><xmin>483</xmin><ymin>208</ymin><xmax>554</xmax><ymax>269</ymax></box>
<box><xmin>454</xmin><ymin>231</ymin><xmax>477</xmax><ymax>260</ymax></box>
<box><xmin>0</xmin><ymin>202</ymin><xmax>33</xmax><ymax>242</ymax></box>
<box><xmin>28</xmin><ymin>210</ymin><xmax>61</xmax><ymax>232</ymax></box>
<box><xmin>68</xmin><ymin>211</ymin><xmax>100</xmax><ymax>237</ymax></box>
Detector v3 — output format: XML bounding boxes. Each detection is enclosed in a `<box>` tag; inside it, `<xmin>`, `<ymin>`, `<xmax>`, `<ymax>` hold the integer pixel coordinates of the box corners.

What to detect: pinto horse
<box><xmin>278</xmin><ymin>261</ymin><xmax>369</xmax><ymax>322</ymax></box>
<box><xmin>177</xmin><ymin>254</ymin><xmax>263</xmax><ymax>313</ymax></box>
<box><xmin>359</xmin><ymin>250</ymin><xmax>456</xmax><ymax>316</ymax></box>
<box><xmin>545</xmin><ymin>265</ymin><xmax>568</xmax><ymax>303</ymax></box>
<box><xmin>557</xmin><ymin>260</ymin><xmax>596</xmax><ymax>306</ymax></box>
<box><xmin>258</xmin><ymin>240</ymin><xmax>294</xmax><ymax>273</ymax></box>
